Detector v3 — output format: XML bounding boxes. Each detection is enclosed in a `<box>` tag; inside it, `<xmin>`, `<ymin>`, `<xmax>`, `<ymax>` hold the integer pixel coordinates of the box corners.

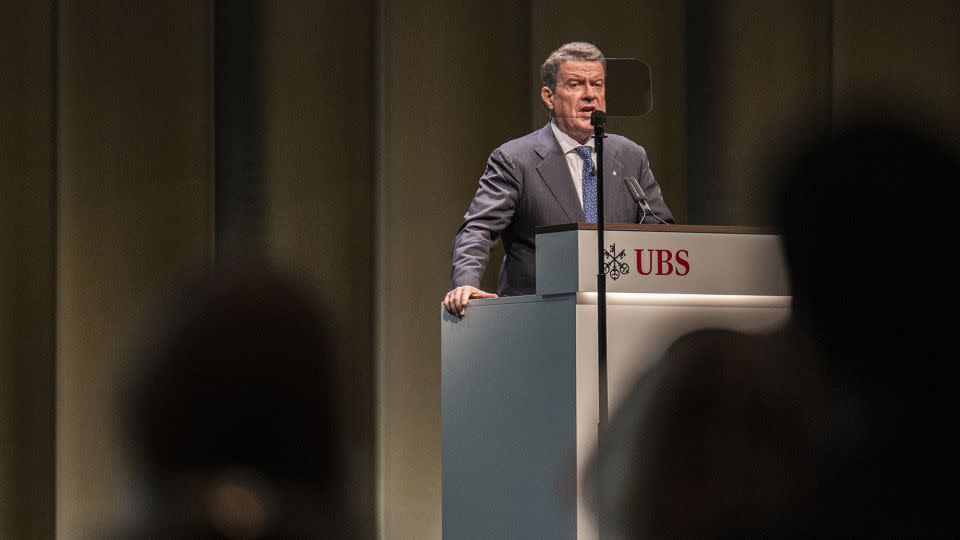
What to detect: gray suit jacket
<box><xmin>450</xmin><ymin>123</ymin><xmax>674</xmax><ymax>296</ymax></box>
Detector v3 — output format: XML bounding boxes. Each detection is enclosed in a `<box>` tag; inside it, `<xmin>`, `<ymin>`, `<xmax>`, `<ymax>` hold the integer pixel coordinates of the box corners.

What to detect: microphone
<box><xmin>590</xmin><ymin>109</ymin><xmax>607</xmax><ymax>128</ymax></box>
<box><xmin>623</xmin><ymin>175</ymin><xmax>667</xmax><ymax>224</ymax></box>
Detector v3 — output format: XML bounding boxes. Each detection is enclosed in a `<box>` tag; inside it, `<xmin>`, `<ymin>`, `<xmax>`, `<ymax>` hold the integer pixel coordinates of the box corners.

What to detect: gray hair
<box><xmin>540</xmin><ymin>42</ymin><xmax>606</xmax><ymax>92</ymax></box>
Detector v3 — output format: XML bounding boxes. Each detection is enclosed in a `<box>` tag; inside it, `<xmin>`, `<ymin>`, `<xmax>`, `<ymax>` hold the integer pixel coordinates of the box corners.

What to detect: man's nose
<box><xmin>583</xmin><ymin>85</ymin><xmax>597</xmax><ymax>100</ymax></box>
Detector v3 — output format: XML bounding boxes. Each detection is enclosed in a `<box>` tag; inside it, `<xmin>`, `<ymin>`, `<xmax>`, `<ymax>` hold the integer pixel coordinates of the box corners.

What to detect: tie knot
<box><xmin>574</xmin><ymin>146</ymin><xmax>592</xmax><ymax>161</ymax></box>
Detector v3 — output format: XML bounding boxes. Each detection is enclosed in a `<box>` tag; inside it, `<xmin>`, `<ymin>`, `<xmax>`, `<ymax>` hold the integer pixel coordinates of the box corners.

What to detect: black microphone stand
<box><xmin>591</xmin><ymin>110</ymin><xmax>609</xmax><ymax>439</ymax></box>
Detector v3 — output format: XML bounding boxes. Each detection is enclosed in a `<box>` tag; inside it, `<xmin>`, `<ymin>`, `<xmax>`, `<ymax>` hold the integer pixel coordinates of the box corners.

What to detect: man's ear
<box><xmin>540</xmin><ymin>86</ymin><xmax>554</xmax><ymax>111</ymax></box>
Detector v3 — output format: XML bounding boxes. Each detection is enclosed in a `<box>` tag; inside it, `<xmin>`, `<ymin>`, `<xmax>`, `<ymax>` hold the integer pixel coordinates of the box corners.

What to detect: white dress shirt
<box><xmin>550</xmin><ymin>121</ymin><xmax>596</xmax><ymax>209</ymax></box>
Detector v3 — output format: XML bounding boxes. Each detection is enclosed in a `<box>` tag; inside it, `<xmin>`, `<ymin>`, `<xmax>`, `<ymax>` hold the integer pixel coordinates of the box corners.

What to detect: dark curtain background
<box><xmin>2</xmin><ymin>1</ymin><xmax>958</xmax><ymax>538</ymax></box>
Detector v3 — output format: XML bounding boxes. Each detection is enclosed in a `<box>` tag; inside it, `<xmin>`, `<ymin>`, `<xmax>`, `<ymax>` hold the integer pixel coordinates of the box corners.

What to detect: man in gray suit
<box><xmin>443</xmin><ymin>42</ymin><xmax>674</xmax><ymax>317</ymax></box>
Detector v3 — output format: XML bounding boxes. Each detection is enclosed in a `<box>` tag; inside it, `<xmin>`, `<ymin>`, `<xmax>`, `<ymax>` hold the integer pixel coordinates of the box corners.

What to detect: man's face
<box><xmin>540</xmin><ymin>60</ymin><xmax>606</xmax><ymax>143</ymax></box>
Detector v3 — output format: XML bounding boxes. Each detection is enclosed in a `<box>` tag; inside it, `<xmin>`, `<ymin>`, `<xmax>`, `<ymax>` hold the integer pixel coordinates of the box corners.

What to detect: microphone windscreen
<box><xmin>590</xmin><ymin>110</ymin><xmax>607</xmax><ymax>127</ymax></box>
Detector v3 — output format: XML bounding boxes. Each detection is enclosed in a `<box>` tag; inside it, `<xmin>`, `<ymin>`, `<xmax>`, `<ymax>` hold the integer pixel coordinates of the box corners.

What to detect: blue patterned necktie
<box><xmin>575</xmin><ymin>145</ymin><xmax>597</xmax><ymax>223</ymax></box>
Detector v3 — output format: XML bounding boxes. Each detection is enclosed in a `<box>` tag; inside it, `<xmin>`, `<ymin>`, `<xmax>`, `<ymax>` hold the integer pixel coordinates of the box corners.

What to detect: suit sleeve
<box><xmin>636</xmin><ymin>145</ymin><xmax>676</xmax><ymax>224</ymax></box>
<box><xmin>449</xmin><ymin>147</ymin><xmax>521</xmax><ymax>289</ymax></box>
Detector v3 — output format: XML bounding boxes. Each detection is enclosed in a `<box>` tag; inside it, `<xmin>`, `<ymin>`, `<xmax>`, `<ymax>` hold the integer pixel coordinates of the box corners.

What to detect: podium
<box><xmin>441</xmin><ymin>224</ymin><xmax>792</xmax><ymax>539</ymax></box>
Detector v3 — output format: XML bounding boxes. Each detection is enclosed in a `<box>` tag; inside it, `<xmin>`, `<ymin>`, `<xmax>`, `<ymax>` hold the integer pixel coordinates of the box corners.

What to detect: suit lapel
<box><xmin>603</xmin><ymin>148</ymin><xmax>628</xmax><ymax>220</ymax></box>
<box><xmin>535</xmin><ymin>125</ymin><xmax>585</xmax><ymax>222</ymax></box>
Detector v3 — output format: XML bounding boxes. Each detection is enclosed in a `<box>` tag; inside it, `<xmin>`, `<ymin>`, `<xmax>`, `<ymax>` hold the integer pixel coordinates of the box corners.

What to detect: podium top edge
<box><xmin>536</xmin><ymin>223</ymin><xmax>778</xmax><ymax>235</ymax></box>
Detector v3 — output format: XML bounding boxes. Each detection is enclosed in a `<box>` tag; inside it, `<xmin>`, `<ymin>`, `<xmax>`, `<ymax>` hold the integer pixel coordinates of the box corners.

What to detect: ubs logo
<box><xmin>603</xmin><ymin>243</ymin><xmax>630</xmax><ymax>280</ymax></box>
<box><xmin>635</xmin><ymin>249</ymin><xmax>690</xmax><ymax>276</ymax></box>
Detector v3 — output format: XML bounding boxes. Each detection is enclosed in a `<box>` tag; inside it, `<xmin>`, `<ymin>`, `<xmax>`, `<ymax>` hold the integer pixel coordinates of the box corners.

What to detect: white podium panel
<box><xmin>536</xmin><ymin>224</ymin><xmax>789</xmax><ymax>296</ymax></box>
<box><xmin>442</xmin><ymin>225</ymin><xmax>792</xmax><ymax>539</ymax></box>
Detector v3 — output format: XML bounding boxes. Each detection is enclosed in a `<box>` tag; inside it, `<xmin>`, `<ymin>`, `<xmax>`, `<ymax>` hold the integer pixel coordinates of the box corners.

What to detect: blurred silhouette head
<box><xmin>586</xmin><ymin>331</ymin><xmax>831</xmax><ymax>538</ymax></box>
<box><xmin>123</xmin><ymin>263</ymin><xmax>346</xmax><ymax>538</ymax></box>
<box><xmin>586</xmin><ymin>106</ymin><xmax>960</xmax><ymax>538</ymax></box>
<box><xmin>774</xmin><ymin>107</ymin><xmax>960</xmax><ymax>380</ymax></box>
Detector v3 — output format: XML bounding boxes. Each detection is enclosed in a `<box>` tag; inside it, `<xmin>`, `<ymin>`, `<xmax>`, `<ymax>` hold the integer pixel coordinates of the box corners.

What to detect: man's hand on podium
<box><xmin>443</xmin><ymin>286</ymin><xmax>498</xmax><ymax>318</ymax></box>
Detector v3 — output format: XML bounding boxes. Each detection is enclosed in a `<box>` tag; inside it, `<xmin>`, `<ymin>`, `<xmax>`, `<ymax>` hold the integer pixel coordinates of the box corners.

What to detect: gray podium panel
<box><xmin>441</xmin><ymin>295</ymin><xmax>578</xmax><ymax>540</ymax></box>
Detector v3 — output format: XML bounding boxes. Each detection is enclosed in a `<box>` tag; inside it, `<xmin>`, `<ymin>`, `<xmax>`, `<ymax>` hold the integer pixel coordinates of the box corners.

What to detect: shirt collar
<box><xmin>550</xmin><ymin>121</ymin><xmax>594</xmax><ymax>155</ymax></box>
